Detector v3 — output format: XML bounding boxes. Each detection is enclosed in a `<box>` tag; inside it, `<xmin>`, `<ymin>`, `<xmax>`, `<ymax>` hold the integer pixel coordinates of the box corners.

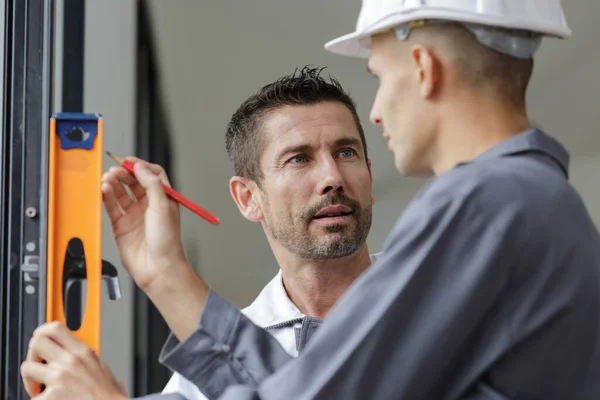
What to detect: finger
<box><xmin>102</xmin><ymin>166</ymin><xmax>146</xmax><ymax>204</ymax></box>
<box><xmin>21</xmin><ymin>360</ymin><xmax>50</xmax><ymax>396</ymax></box>
<box><xmin>128</xmin><ymin>181</ymin><xmax>147</xmax><ymax>203</ymax></box>
<box><xmin>112</xmin><ymin>182</ymin><xmax>134</xmax><ymax>211</ymax></box>
<box><xmin>128</xmin><ymin>168</ymin><xmax>172</xmax><ymax>206</ymax></box>
<box><xmin>31</xmin><ymin>380</ymin><xmax>85</xmax><ymax>400</ymax></box>
<box><xmin>133</xmin><ymin>163</ymin><xmax>170</xmax><ymax>209</ymax></box>
<box><xmin>103</xmin><ymin>166</ymin><xmax>137</xmax><ymax>193</ymax></box>
<box><xmin>105</xmin><ymin>167</ymin><xmax>135</xmax><ymax>210</ymax></box>
<box><xmin>31</xmin><ymin>322</ymin><xmax>99</xmax><ymax>372</ymax></box>
<box><xmin>119</xmin><ymin>174</ymin><xmax>147</xmax><ymax>202</ymax></box>
<box><xmin>42</xmin><ymin>322</ymin><xmax>93</xmax><ymax>355</ymax></box>
<box><xmin>109</xmin><ymin>160</ymin><xmax>171</xmax><ymax>201</ymax></box>
<box><xmin>125</xmin><ymin>157</ymin><xmax>172</xmax><ymax>188</ymax></box>
<box><xmin>32</xmin><ymin>387</ymin><xmax>60</xmax><ymax>400</ymax></box>
<box><xmin>116</xmin><ymin>378</ymin><xmax>127</xmax><ymax>395</ymax></box>
<box><xmin>108</xmin><ymin>165</ymin><xmax>140</xmax><ymax>188</ymax></box>
<box><xmin>26</xmin><ymin>334</ymin><xmax>67</xmax><ymax>364</ymax></box>
<box><xmin>102</xmin><ymin>166</ymin><xmax>131</xmax><ymax>190</ymax></box>
<box><xmin>102</xmin><ymin>181</ymin><xmax>126</xmax><ymax>222</ymax></box>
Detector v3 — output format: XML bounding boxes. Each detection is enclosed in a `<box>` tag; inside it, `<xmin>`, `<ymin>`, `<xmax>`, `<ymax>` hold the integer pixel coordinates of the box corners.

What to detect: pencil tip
<box><xmin>105</xmin><ymin>151</ymin><xmax>122</xmax><ymax>164</ymax></box>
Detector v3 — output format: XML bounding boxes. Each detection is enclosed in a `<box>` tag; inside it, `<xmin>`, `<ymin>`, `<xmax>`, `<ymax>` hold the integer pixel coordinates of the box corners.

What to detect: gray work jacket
<box><xmin>143</xmin><ymin>129</ymin><xmax>600</xmax><ymax>399</ymax></box>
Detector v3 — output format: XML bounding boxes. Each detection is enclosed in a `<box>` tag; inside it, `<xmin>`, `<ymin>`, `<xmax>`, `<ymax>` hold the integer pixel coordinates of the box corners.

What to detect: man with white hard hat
<box><xmin>149</xmin><ymin>2</ymin><xmax>600</xmax><ymax>398</ymax></box>
<box><xmin>19</xmin><ymin>1</ymin><xmax>600</xmax><ymax>399</ymax></box>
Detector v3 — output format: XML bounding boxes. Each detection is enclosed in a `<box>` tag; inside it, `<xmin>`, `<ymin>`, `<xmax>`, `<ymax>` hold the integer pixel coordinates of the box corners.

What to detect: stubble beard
<box><xmin>265</xmin><ymin>195</ymin><xmax>372</xmax><ymax>261</ymax></box>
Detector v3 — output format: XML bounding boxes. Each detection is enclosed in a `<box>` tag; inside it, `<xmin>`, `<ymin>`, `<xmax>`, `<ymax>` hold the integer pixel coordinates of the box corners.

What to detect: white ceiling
<box><xmin>148</xmin><ymin>0</ymin><xmax>600</xmax><ymax>196</ymax></box>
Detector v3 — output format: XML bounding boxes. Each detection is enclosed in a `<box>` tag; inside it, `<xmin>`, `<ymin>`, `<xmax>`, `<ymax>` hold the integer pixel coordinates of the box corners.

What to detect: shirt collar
<box><xmin>242</xmin><ymin>253</ymin><xmax>381</xmax><ymax>329</ymax></box>
<box><xmin>468</xmin><ymin>128</ymin><xmax>570</xmax><ymax>177</ymax></box>
<box><xmin>242</xmin><ymin>269</ymin><xmax>304</xmax><ymax>329</ymax></box>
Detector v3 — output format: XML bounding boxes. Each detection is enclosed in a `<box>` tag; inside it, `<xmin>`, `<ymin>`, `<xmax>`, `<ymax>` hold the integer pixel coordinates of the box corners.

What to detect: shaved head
<box><xmin>367</xmin><ymin>23</ymin><xmax>535</xmax><ymax>174</ymax></box>
<box><xmin>399</xmin><ymin>23</ymin><xmax>534</xmax><ymax>108</ymax></box>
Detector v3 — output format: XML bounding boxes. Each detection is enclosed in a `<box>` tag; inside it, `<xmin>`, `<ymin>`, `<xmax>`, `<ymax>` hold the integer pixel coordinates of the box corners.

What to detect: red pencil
<box><xmin>106</xmin><ymin>151</ymin><xmax>220</xmax><ymax>225</ymax></box>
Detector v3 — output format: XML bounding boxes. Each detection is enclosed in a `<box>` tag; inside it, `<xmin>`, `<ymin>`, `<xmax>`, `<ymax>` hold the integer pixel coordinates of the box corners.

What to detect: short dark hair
<box><xmin>225</xmin><ymin>66</ymin><xmax>368</xmax><ymax>183</ymax></box>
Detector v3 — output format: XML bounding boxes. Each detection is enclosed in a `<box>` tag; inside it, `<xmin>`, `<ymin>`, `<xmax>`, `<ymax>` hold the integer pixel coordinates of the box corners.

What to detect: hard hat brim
<box><xmin>325</xmin><ymin>31</ymin><xmax>371</xmax><ymax>58</ymax></box>
<box><xmin>324</xmin><ymin>9</ymin><xmax>572</xmax><ymax>58</ymax></box>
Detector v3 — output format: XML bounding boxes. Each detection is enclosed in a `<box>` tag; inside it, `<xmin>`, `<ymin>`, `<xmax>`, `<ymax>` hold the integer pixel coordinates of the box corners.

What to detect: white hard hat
<box><xmin>324</xmin><ymin>0</ymin><xmax>571</xmax><ymax>59</ymax></box>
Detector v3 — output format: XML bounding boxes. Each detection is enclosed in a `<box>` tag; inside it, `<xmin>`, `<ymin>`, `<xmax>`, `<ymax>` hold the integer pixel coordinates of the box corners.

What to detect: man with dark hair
<box><xmin>19</xmin><ymin>66</ymin><xmax>378</xmax><ymax>400</ymax></box>
<box><xmin>158</xmin><ymin>66</ymin><xmax>377</xmax><ymax>399</ymax></box>
<box><xmin>225</xmin><ymin>66</ymin><xmax>369</xmax><ymax>183</ymax></box>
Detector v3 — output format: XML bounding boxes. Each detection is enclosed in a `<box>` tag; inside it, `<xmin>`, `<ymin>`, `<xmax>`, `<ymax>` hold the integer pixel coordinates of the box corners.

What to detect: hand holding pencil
<box><xmin>101</xmin><ymin>152</ymin><xmax>216</xmax><ymax>291</ymax></box>
<box><xmin>106</xmin><ymin>152</ymin><xmax>219</xmax><ymax>225</ymax></box>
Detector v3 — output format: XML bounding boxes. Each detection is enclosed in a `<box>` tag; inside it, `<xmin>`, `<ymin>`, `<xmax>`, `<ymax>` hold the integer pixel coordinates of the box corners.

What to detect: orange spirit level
<box><xmin>47</xmin><ymin>113</ymin><xmax>105</xmax><ymax>353</ymax></box>
<box><xmin>31</xmin><ymin>114</ymin><xmax>120</xmax><ymax>397</ymax></box>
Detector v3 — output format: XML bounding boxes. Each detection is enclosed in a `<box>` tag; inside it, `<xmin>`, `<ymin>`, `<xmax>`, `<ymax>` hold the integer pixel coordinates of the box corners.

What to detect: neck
<box><xmin>430</xmin><ymin>94</ymin><xmax>531</xmax><ymax>175</ymax></box>
<box><xmin>277</xmin><ymin>244</ymin><xmax>372</xmax><ymax>319</ymax></box>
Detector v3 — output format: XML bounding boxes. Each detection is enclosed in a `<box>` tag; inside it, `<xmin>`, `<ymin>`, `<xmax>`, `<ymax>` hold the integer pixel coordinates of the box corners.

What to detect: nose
<box><xmin>317</xmin><ymin>156</ymin><xmax>344</xmax><ymax>196</ymax></box>
<box><xmin>369</xmin><ymin>98</ymin><xmax>383</xmax><ymax>126</ymax></box>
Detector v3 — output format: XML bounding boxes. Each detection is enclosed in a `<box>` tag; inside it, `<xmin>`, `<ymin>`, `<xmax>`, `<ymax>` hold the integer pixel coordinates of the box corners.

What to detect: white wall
<box><xmin>83</xmin><ymin>0</ymin><xmax>137</xmax><ymax>393</ymax></box>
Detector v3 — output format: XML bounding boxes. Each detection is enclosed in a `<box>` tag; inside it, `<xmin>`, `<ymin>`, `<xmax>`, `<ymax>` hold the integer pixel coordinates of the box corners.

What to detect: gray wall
<box><xmin>144</xmin><ymin>0</ymin><xmax>600</xmax><ymax>309</ymax></box>
<box><xmin>84</xmin><ymin>0</ymin><xmax>137</xmax><ymax>393</ymax></box>
<box><xmin>144</xmin><ymin>0</ymin><xmax>399</xmax><ymax>308</ymax></box>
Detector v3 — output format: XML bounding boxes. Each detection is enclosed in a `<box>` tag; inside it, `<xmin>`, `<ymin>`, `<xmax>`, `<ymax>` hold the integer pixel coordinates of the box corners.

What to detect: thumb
<box><xmin>133</xmin><ymin>162</ymin><xmax>169</xmax><ymax>208</ymax></box>
<box><xmin>116</xmin><ymin>378</ymin><xmax>127</xmax><ymax>395</ymax></box>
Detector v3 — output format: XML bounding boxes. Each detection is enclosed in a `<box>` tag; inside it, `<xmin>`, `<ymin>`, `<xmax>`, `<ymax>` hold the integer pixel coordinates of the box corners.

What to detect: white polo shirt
<box><xmin>162</xmin><ymin>254</ymin><xmax>378</xmax><ymax>399</ymax></box>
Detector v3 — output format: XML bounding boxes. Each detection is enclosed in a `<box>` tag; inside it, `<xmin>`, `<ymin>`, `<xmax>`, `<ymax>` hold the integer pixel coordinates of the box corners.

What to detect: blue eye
<box><xmin>339</xmin><ymin>149</ymin><xmax>355</xmax><ymax>158</ymax></box>
<box><xmin>289</xmin><ymin>155</ymin><xmax>307</xmax><ymax>163</ymax></box>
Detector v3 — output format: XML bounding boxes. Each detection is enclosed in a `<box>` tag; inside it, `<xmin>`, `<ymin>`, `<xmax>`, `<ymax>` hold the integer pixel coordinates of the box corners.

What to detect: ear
<box><xmin>367</xmin><ymin>158</ymin><xmax>375</xmax><ymax>205</ymax></box>
<box><xmin>229</xmin><ymin>176</ymin><xmax>264</xmax><ymax>222</ymax></box>
<box><xmin>410</xmin><ymin>45</ymin><xmax>440</xmax><ymax>99</ymax></box>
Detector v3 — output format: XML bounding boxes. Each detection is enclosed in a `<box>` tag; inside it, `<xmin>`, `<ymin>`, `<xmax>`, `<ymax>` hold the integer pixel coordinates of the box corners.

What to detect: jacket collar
<box><xmin>467</xmin><ymin>128</ymin><xmax>570</xmax><ymax>177</ymax></box>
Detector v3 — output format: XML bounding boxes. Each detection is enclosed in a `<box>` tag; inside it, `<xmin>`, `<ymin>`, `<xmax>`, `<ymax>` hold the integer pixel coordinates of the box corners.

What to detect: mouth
<box><xmin>312</xmin><ymin>204</ymin><xmax>354</xmax><ymax>223</ymax></box>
